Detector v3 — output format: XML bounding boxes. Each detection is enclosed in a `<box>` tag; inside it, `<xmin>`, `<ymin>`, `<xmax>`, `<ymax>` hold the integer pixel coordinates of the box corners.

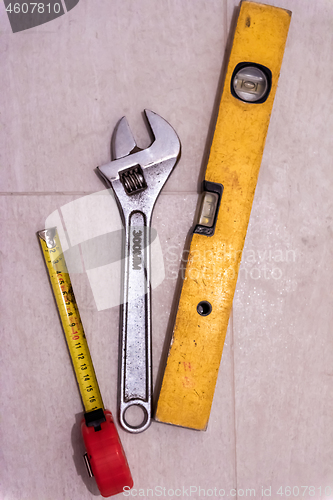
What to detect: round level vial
<box><xmin>232</xmin><ymin>65</ymin><xmax>269</xmax><ymax>102</ymax></box>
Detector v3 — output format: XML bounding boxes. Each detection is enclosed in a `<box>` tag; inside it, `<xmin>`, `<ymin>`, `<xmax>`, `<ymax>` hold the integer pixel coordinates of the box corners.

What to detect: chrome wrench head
<box><xmin>96</xmin><ymin>110</ymin><xmax>181</xmax><ymax>433</ymax></box>
<box><xmin>97</xmin><ymin>109</ymin><xmax>181</xmax><ymax>196</ymax></box>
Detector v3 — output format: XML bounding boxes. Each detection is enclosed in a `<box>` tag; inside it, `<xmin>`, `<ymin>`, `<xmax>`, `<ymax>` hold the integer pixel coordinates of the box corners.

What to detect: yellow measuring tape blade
<box><xmin>156</xmin><ymin>1</ymin><xmax>291</xmax><ymax>430</ymax></box>
<box><xmin>38</xmin><ymin>228</ymin><xmax>104</xmax><ymax>414</ymax></box>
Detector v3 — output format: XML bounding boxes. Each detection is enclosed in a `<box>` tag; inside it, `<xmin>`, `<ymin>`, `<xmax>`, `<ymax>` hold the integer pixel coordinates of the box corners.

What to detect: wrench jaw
<box><xmin>143</xmin><ymin>109</ymin><xmax>181</xmax><ymax>164</ymax></box>
<box><xmin>96</xmin><ymin>111</ymin><xmax>181</xmax><ymax>433</ymax></box>
<box><xmin>111</xmin><ymin>116</ymin><xmax>138</xmax><ymax>160</ymax></box>
<box><xmin>96</xmin><ymin>110</ymin><xmax>181</xmax><ymax>188</ymax></box>
<box><xmin>111</xmin><ymin>110</ymin><xmax>181</xmax><ymax>165</ymax></box>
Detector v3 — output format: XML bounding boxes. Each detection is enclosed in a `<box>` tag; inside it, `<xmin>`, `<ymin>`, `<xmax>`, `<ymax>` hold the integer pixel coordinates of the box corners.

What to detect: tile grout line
<box><xmin>0</xmin><ymin>191</ymin><xmax>199</xmax><ymax>196</ymax></box>
<box><xmin>224</xmin><ymin>0</ymin><xmax>238</xmax><ymax>495</ymax></box>
<box><xmin>230</xmin><ymin>306</ymin><xmax>238</xmax><ymax>498</ymax></box>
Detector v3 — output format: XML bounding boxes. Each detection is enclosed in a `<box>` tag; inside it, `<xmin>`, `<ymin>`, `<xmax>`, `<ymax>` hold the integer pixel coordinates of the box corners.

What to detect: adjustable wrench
<box><xmin>97</xmin><ymin>110</ymin><xmax>181</xmax><ymax>433</ymax></box>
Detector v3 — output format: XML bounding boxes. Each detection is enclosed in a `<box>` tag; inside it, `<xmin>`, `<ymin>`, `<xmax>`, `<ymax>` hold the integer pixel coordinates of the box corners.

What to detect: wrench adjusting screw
<box><xmin>120</xmin><ymin>165</ymin><xmax>147</xmax><ymax>195</ymax></box>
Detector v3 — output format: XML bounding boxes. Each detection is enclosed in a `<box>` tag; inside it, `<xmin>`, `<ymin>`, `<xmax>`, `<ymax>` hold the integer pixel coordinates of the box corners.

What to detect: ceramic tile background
<box><xmin>1</xmin><ymin>1</ymin><xmax>332</xmax><ymax>499</ymax></box>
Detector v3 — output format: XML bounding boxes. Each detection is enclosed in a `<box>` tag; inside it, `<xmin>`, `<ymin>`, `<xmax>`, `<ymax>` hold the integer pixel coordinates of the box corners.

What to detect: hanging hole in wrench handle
<box><xmin>120</xmin><ymin>211</ymin><xmax>152</xmax><ymax>433</ymax></box>
<box><xmin>121</xmin><ymin>402</ymin><xmax>150</xmax><ymax>432</ymax></box>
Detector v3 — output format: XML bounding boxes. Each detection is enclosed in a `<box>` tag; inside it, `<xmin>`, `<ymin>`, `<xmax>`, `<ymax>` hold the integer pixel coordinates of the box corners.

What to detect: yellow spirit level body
<box><xmin>38</xmin><ymin>228</ymin><xmax>104</xmax><ymax>414</ymax></box>
<box><xmin>156</xmin><ymin>1</ymin><xmax>291</xmax><ymax>430</ymax></box>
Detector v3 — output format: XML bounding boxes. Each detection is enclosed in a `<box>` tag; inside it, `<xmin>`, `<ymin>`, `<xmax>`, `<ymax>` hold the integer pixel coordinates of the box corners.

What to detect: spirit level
<box><xmin>38</xmin><ymin>227</ymin><xmax>133</xmax><ymax>497</ymax></box>
<box><xmin>155</xmin><ymin>1</ymin><xmax>291</xmax><ymax>430</ymax></box>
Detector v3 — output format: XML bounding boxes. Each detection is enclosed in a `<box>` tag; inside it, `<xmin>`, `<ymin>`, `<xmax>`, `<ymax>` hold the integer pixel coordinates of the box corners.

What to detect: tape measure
<box><xmin>38</xmin><ymin>227</ymin><xmax>103</xmax><ymax>413</ymax></box>
<box><xmin>38</xmin><ymin>227</ymin><xmax>133</xmax><ymax>497</ymax></box>
<box><xmin>155</xmin><ymin>1</ymin><xmax>291</xmax><ymax>431</ymax></box>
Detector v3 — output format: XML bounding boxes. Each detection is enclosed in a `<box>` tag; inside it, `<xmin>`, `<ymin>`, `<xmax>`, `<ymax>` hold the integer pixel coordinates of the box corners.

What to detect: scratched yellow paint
<box><xmin>155</xmin><ymin>2</ymin><xmax>291</xmax><ymax>430</ymax></box>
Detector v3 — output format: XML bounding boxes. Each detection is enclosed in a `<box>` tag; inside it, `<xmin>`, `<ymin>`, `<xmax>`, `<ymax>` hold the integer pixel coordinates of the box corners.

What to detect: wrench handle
<box><xmin>119</xmin><ymin>210</ymin><xmax>152</xmax><ymax>433</ymax></box>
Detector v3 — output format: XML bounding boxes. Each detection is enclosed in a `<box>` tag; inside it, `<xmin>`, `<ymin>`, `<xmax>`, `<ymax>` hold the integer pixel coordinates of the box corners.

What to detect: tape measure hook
<box><xmin>38</xmin><ymin>227</ymin><xmax>57</xmax><ymax>249</ymax></box>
